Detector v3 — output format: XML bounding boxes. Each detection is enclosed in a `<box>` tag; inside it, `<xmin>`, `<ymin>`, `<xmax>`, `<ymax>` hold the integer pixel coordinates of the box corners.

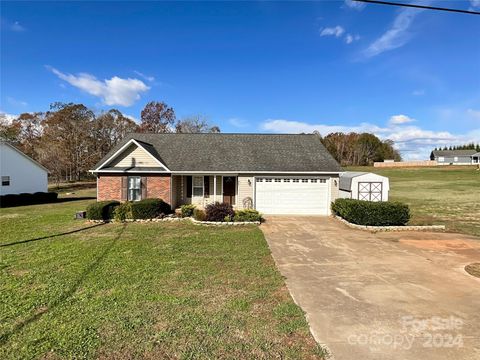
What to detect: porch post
<box><xmin>213</xmin><ymin>175</ymin><xmax>217</xmax><ymax>203</ymax></box>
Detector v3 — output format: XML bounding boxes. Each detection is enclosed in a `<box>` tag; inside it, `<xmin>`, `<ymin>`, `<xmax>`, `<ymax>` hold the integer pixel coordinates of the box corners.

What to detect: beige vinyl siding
<box><xmin>237</xmin><ymin>175</ymin><xmax>253</xmax><ymax>209</ymax></box>
<box><xmin>330</xmin><ymin>176</ymin><xmax>339</xmax><ymax>203</ymax></box>
<box><xmin>109</xmin><ymin>144</ymin><xmax>161</xmax><ymax>168</ymax></box>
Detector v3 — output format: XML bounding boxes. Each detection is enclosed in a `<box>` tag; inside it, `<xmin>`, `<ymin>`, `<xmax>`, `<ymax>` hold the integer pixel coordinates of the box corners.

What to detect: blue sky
<box><xmin>1</xmin><ymin>0</ymin><xmax>479</xmax><ymax>159</ymax></box>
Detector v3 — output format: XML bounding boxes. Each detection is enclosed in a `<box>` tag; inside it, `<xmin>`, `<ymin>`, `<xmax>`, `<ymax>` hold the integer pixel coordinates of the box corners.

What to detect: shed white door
<box><xmin>255</xmin><ymin>177</ymin><xmax>329</xmax><ymax>215</ymax></box>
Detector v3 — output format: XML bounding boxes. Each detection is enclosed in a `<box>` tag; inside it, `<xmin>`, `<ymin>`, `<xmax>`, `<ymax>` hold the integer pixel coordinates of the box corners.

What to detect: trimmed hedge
<box><xmin>0</xmin><ymin>192</ymin><xmax>58</xmax><ymax>208</ymax></box>
<box><xmin>331</xmin><ymin>198</ymin><xmax>410</xmax><ymax>226</ymax></box>
<box><xmin>205</xmin><ymin>202</ymin><xmax>235</xmax><ymax>222</ymax></box>
<box><xmin>113</xmin><ymin>202</ymin><xmax>133</xmax><ymax>222</ymax></box>
<box><xmin>130</xmin><ymin>198</ymin><xmax>171</xmax><ymax>219</ymax></box>
<box><xmin>233</xmin><ymin>209</ymin><xmax>262</xmax><ymax>222</ymax></box>
<box><xmin>86</xmin><ymin>200</ymin><xmax>120</xmax><ymax>220</ymax></box>
<box><xmin>180</xmin><ymin>204</ymin><xmax>196</xmax><ymax>218</ymax></box>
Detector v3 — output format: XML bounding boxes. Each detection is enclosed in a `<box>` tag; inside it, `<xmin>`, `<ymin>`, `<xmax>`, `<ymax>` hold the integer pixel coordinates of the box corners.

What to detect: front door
<box><xmin>223</xmin><ymin>176</ymin><xmax>236</xmax><ymax>205</ymax></box>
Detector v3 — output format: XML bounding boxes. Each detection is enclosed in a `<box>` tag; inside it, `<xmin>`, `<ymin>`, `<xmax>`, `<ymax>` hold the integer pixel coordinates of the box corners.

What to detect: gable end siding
<box><xmin>108</xmin><ymin>144</ymin><xmax>162</xmax><ymax>168</ymax></box>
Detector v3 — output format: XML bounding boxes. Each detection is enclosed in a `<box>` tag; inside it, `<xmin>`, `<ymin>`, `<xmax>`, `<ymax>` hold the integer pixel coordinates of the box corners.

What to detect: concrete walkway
<box><xmin>261</xmin><ymin>216</ymin><xmax>480</xmax><ymax>360</ymax></box>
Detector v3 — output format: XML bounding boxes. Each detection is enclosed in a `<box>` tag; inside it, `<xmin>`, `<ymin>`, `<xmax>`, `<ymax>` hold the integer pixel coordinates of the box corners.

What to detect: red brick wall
<box><xmin>97</xmin><ymin>175</ymin><xmax>122</xmax><ymax>201</ymax></box>
<box><xmin>146</xmin><ymin>175</ymin><xmax>171</xmax><ymax>203</ymax></box>
<box><xmin>97</xmin><ymin>174</ymin><xmax>171</xmax><ymax>205</ymax></box>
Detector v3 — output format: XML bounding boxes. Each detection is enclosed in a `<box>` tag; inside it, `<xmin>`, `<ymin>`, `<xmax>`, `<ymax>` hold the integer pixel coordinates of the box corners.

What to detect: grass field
<box><xmin>348</xmin><ymin>166</ymin><xmax>480</xmax><ymax>237</ymax></box>
<box><xmin>0</xmin><ymin>189</ymin><xmax>324</xmax><ymax>359</ymax></box>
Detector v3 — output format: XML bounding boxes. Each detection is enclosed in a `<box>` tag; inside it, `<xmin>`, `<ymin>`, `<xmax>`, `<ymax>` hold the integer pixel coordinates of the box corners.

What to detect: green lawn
<box><xmin>348</xmin><ymin>166</ymin><xmax>480</xmax><ymax>237</ymax></box>
<box><xmin>0</xmin><ymin>189</ymin><xmax>324</xmax><ymax>359</ymax></box>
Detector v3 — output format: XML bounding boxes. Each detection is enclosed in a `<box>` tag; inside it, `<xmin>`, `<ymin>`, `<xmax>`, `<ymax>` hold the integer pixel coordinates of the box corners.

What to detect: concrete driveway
<box><xmin>261</xmin><ymin>216</ymin><xmax>480</xmax><ymax>360</ymax></box>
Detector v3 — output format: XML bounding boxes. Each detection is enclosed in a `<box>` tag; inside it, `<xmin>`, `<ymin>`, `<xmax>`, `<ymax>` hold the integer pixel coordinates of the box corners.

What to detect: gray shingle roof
<box><xmin>94</xmin><ymin>133</ymin><xmax>342</xmax><ymax>173</ymax></box>
<box><xmin>432</xmin><ymin>150</ymin><xmax>477</xmax><ymax>157</ymax></box>
<box><xmin>339</xmin><ymin>172</ymin><xmax>368</xmax><ymax>190</ymax></box>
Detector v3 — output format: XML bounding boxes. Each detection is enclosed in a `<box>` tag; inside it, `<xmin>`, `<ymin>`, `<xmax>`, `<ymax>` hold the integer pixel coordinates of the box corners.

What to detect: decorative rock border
<box><xmin>334</xmin><ymin>216</ymin><xmax>445</xmax><ymax>233</ymax></box>
<box><xmin>88</xmin><ymin>217</ymin><xmax>260</xmax><ymax>226</ymax></box>
<box><xmin>190</xmin><ymin>218</ymin><xmax>260</xmax><ymax>226</ymax></box>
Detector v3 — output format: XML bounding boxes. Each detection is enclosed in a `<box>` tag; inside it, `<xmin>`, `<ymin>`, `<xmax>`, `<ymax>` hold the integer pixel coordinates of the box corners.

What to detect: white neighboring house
<box><xmin>0</xmin><ymin>141</ymin><xmax>48</xmax><ymax>195</ymax></box>
<box><xmin>339</xmin><ymin>172</ymin><xmax>389</xmax><ymax>202</ymax></box>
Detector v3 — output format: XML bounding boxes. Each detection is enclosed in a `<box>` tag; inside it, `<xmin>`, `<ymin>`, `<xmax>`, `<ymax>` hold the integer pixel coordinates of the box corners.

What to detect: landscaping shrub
<box><xmin>331</xmin><ymin>198</ymin><xmax>410</xmax><ymax>226</ymax></box>
<box><xmin>180</xmin><ymin>204</ymin><xmax>196</xmax><ymax>218</ymax></box>
<box><xmin>86</xmin><ymin>200</ymin><xmax>120</xmax><ymax>220</ymax></box>
<box><xmin>0</xmin><ymin>191</ymin><xmax>58</xmax><ymax>208</ymax></box>
<box><xmin>233</xmin><ymin>209</ymin><xmax>263</xmax><ymax>222</ymax></box>
<box><xmin>193</xmin><ymin>208</ymin><xmax>206</xmax><ymax>221</ymax></box>
<box><xmin>130</xmin><ymin>198</ymin><xmax>171</xmax><ymax>219</ymax></box>
<box><xmin>113</xmin><ymin>201</ymin><xmax>133</xmax><ymax>222</ymax></box>
<box><xmin>205</xmin><ymin>202</ymin><xmax>235</xmax><ymax>222</ymax></box>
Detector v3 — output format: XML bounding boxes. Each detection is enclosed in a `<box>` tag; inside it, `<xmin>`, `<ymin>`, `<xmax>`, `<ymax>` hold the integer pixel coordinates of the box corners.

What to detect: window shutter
<box><xmin>121</xmin><ymin>176</ymin><xmax>128</xmax><ymax>201</ymax></box>
<box><xmin>141</xmin><ymin>176</ymin><xmax>148</xmax><ymax>199</ymax></box>
<box><xmin>186</xmin><ymin>176</ymin><xmax>192</xmax><ymax>197</ymax></box>
<box><xmin>204</xmin><ymin>176</ymin><xmax>210</xmax><ymax>196</ymax></box>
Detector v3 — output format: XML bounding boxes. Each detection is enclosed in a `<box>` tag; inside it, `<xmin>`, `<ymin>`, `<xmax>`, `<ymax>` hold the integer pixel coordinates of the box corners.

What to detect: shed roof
<box><xmin>94</xmin><ymin>133</ymin><xmax>343</xmax><ymax>173</ymax></box>
<box><xmin>339</xmin><ymin>171</ymin><xmax>388</xmax><ymax>191</ymax></box>
<box><xmin>339</xmin><ymin>172</ymin><xmax>368</xmax><ymax>190</ymax></box>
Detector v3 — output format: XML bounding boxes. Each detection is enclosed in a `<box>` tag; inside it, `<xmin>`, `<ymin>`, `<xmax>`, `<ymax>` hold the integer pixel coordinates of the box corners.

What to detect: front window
<box><xmin>454</xmin><ymin>156</ymin><xmax>458</xmax><ymax>162</ymax></box>
<box><xmin>193</xmin><ymin>176</ymin><xmax>203</xmax><ymax>197</ymax></box>
<box><xmin>128</xmin><ymin>176</ymin><xmax>141</xmax><ymax>201</ymax></box>
<box><xmin>438</xmin><ymin>156</ymin><xmax>445</xmax><ymax>162</ymax></box>
<box><xmin>1</xmin><ymin>176</ymin><xmax>10</xmax><ymax>186</ymax></box>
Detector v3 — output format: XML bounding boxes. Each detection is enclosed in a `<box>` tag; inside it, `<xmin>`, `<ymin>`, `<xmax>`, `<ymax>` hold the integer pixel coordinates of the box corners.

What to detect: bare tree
<box><xmin>11</xmin><ymin>112</ymin><xmax>45</xmax><ymax>159</ymax></box>
<box><xmin>95</xmin><ymin>109</ymin><xmax>138</xmax><ymax>158</ymax></box>
<box><xmin>0</xmin><ymin>113</ymin><xmax>20</xmax><ymax>142</ymax></box>
<box><xmin>175</xmin><ymin>115</ymin><xmax>220</xmax><ymax>133</ymax></box>
<box><xmin>139</xmin><ymin>101</ymin><xmax>175</xmax><ymax>133</ymax></box>
<box><xmin>41</xmin><ymin>103</ymin><xmax>96</xmax><ymax>181</ymax></box>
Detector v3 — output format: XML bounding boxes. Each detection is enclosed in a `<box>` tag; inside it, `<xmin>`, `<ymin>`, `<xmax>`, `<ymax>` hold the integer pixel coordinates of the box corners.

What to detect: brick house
<box><xmin>91</xmin><ymin>133</ymin><xmax>343</xmax><ymax>215</ymax></box>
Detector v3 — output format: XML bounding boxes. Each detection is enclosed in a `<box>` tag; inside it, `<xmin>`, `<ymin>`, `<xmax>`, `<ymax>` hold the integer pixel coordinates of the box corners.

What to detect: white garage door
<box><xmin>255</xmin><ymin>177</ymin><xmax>330</xmax><ymax>215</ymax></box>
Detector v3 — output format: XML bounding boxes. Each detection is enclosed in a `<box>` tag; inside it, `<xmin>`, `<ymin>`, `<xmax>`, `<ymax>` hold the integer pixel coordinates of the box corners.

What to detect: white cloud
<box><xmin>345</xmin><ymin>34</ymin><xmax>360</xmax><ymax>44</ymax></box>
<box><xmin>133</xmin><ymin>70</ymin><xmax>155</xmax><ymax>82</ymax></box>
<box><xmin>466</xmin><ymin>108</ymin><xmax>480</xmax><ymax>120</ymax></box>
<box><xmin>261</xmin><ymin>117</ymin><xmax>479</xmax><ymax>160</ymax></box>
<box><xmin>228</xmin><ymin>118</ymin><xmax>248</xmax><ymax>128</ymax></box>
<box><xmin>412</xmin><ymin>89</ymin><xmax>425</xmax><ymax>96</ymax></box>
<box><xmin>320</xmin><ymin>26</ymin><xmax>345</xmax><ymax>38</ymax></box>
<box><xmin>363</xmin><ymin>1</ymin><xmax>431</xmax><ymax>58</ymax></box>
<box><xmin>11</xmin><ymin>21</ymin><xmax>25</xmax><ymax>32</ymax></box>
<box><xmin>344</xmin><ymin>0</ymin><xmax>366</xmax><ymax>10</ymax></box>
<box><xmin>470</xmin><ymin>0</ymin><xmax>480</xmax><ymax>8</ymax></box>
<box><xmin>46</xmin><ymin>66</ymin><xmax>150</xmax><ymax>106</ymax></box>
<box><xmin>125</xmin><ymin>114</ymin><xmax>139</xmax><ymax>123</ymax></box>
<box><xmin>389</xmin><ymin>114</ymin><xmax>415</xmax><ymax>125</ymax></box>
<box><xmin>6</xmin><ymin>97</ymin><xmax>28</xmax><ymax>107</ymax></box>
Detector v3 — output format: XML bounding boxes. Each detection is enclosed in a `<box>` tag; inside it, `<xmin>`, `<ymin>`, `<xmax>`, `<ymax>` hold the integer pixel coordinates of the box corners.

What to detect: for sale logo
<box><xmin>347</xmin><ymin>315</ymin><xmax>464</xmax><ymax>350</ymax></box>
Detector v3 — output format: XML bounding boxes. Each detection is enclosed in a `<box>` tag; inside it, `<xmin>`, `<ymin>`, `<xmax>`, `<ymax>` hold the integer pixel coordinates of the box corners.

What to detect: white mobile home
<box><xmin>0</xmin><ymin>141</ymin><xmax>48</xmax><ymax>195</ymax></box>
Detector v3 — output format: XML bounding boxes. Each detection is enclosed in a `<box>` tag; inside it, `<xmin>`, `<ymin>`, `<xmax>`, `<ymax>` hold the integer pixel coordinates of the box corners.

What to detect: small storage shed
<box><xmin>339</xmin><ymin>172</ymin><xmax>389</xmax><ymax>202</ymax></box>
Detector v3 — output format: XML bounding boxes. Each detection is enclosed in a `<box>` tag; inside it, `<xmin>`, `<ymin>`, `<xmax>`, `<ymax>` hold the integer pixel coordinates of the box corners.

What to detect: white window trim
<box><xmin>192</xmin><ymin>175</ymin><xmax>205</xmax><ymax>199</ymax></box>
<box><xmin>127</xmin><ymin>176</ymin><xmax>142</xmax><ymax>201</ymax></box>
<box><xmin>1</xmin><ymin>176</ymin><xmax>11</xmax><ymax>186</ymax></box>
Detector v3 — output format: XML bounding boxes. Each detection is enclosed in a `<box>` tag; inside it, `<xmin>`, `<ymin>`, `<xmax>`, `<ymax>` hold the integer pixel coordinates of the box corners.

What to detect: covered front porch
<box><xmin>171</xmin><ymin>174</ymin><xmax>242</xmax><ymax>209</ymax></box>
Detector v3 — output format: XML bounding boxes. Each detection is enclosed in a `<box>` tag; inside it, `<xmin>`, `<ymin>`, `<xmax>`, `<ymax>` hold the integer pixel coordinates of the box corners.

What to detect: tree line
<box><xmin>0</xmin><ymin>101</ymin><xmax>220</xmax><ymax>183</ymax></box>
<box><xmin>1</xmin><ymin>99</ymin><xmax>403</xmax><ymax>179</ymax></box>
<box><xmin>320</xmin><ymin>132</ymin><xmax>402</xmax><ymax>166</ymax></box>
<box><xmin>432</xmin><ymin>143</ymin><xmax>480</xmax><ymax>152</ymax></box>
